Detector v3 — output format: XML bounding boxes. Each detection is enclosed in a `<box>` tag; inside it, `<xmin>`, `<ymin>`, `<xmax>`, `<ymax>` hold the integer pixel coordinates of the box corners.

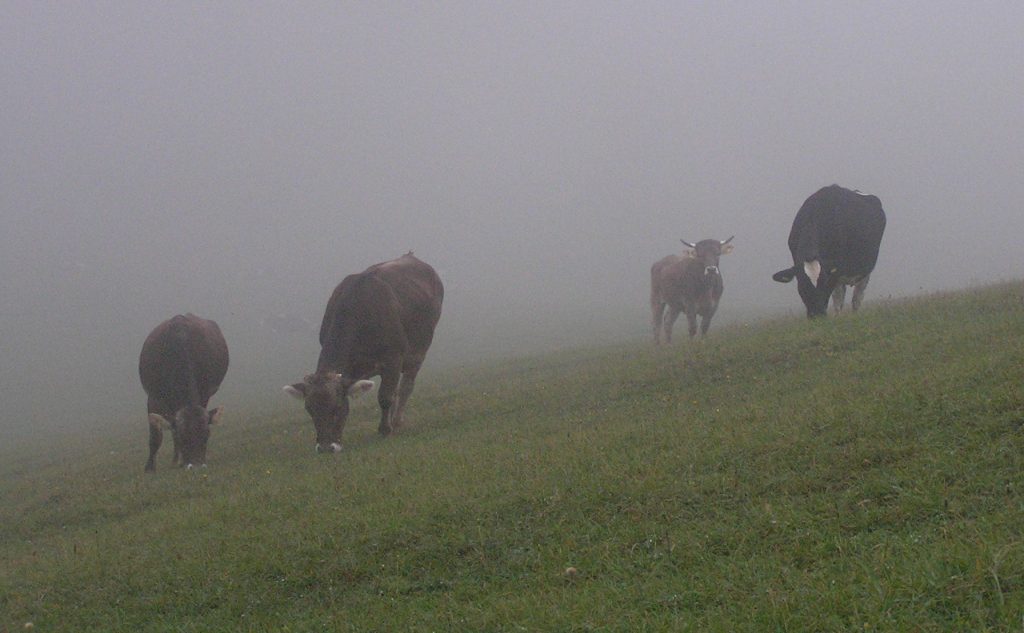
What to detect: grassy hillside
<box><xmin>2</xmin><ymin>283</ymin><xmax>1023</xmax><ymax>631</ymax></box>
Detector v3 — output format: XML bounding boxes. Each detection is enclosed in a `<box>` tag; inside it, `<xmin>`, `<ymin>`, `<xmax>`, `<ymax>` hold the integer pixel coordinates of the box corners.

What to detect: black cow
<box><xmin>139</xmin><ymin>313</ymin><xmax>228</xmax><ymax>471</ymax></box>
<box><xmin>772</xmin><ymin>185</ymin><xmax>886</xmax><ymax>317</ymax></box>
<box><xmin>284</xmin><ymin>252</ymin><xmax>444</xmax><ymax>453</ymax></box>
<box><xmin>650</xmin><ymin>237</ymin><xmax>734</xmax><ymax>343</ymax></box>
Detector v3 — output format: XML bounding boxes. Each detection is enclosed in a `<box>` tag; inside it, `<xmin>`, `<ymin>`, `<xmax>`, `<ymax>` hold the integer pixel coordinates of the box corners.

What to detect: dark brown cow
<box><xmin>139</xmin><ymin>313</ymin><xmax>228</xmax><ymax>472</ymax></box>
<box><xmin>284</xmin><ymin>252</ymin><xmax>444</xmax><ymax>453</ymax></box>
<box><xmin>650</xmin><ymin>237</ymin><xmax>734</xmax><ymax>344</ymax></box>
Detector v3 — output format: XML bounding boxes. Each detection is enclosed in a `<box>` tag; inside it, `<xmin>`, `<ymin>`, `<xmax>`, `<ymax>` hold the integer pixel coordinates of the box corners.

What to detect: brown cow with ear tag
<box><xmin>285</xmin><ymin>252</ymin><xmax>443</xmax><ymax>453</ymax></box>
<box><xmin>651</xmin><ymin>236</ymin><xmax>734</xmax><ymax>344</ymax></box>
<box><xmin>139</xmin><ymin>313</ymin><xmax>228</xmax><ymax>472</ymax></box>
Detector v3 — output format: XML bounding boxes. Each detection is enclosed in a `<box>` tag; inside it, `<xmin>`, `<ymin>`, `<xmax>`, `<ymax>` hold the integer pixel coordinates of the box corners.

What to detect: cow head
<box><xmin>681</xmin><ymin>236</ymin><xmax>734</xmax><ymax>277</ymax></box>
<box><xmin>772</xmin><ymin>260</ymin><xmax>834</xmax><ymax>317</ymax></box>
<box><xmin>283</xmin><ymin>372</ymin><xmax>375</xmax><ymax>453</ymax></box>
<box><xmin>148</xmin><ymin>404</ymin><xmax>224</xmax><ymax>468</ymax></box>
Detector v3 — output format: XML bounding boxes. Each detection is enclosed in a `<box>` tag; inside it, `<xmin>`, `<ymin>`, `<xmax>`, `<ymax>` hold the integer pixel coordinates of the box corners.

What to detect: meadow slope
<box><xmin>2</xmin><ymin>283</ymin><xmax>1024</xmax><ymax>631</ymax></box>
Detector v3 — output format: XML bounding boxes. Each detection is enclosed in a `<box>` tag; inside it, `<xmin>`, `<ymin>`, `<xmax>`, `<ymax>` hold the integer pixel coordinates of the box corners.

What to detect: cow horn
<box><xmin>680</xmin><ymin>239</ymin><xmax>696</xmax><ymax>248</ymax></box>
<box><xmin>721</xmin><ymin>235</ymin><xmax>734</xmax><ymax>245</ymax></box>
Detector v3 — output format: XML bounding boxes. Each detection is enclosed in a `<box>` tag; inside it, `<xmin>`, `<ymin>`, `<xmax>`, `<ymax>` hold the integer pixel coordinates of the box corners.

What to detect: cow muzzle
<box><xmin>315</xmin><ymin>442</ymin><xmax>342</xmax><ymax>454</ymax></box>
<box><xmin>704</xmin><ymin>265</ymin><xmax>719</xmax><ymax>276</ymax></box>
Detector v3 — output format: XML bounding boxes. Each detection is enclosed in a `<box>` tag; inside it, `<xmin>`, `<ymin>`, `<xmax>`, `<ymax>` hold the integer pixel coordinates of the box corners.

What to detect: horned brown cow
<box><xmin>650</xmin><ymin>237</ymin><xmax>734</xmax><ymax>344</ymax></box>
<box><xmin>284</xmin><ymin>252</ymin><xmax>443</xmax><ymax>453</ymax></box>
<box><xmin>139</xmin><ymin>313</ymin><xmax>228</xmax><ymax>472</ymax></box>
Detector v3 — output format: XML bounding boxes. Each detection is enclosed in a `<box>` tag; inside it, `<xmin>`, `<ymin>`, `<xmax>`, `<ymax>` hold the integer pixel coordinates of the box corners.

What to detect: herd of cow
<box><xmin>138</xmin><ymin>184</ymin><xmax>886</xmax><ymax>471</ymax></box>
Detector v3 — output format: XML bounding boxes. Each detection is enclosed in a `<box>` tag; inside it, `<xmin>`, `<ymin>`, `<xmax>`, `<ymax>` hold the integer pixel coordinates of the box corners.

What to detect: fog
<box><xmin>3</xmin><ymin>2</ymin><xmax>1023</xmax><ymax>444</ymax></box>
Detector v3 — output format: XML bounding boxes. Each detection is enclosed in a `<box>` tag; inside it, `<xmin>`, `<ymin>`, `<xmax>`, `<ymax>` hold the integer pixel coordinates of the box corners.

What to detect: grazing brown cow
<box><xmin>284</xmin><ymin>252</ymin><xmax>444</xmax><ymax>453</ymax></box>
<box><xmin>139</xmin><ymin>313</ymin><xmax>228</xmax><ymax>472</ymax></box>
<box><xmin>650</xmin><ymin>237</ymin><xmax>734</xmax><ymax>344</ymax></box>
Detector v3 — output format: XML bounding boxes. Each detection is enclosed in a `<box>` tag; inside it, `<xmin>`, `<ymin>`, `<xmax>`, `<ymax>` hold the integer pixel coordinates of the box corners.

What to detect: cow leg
<box><xmin>394</xmin><ymin>362</ymin><xmax>422</xmax><ymax>428</ymax></box>
<box><xmin>831</xmin><ymin>284</ymin><xmax>846</xmax><ymax>314</ymax></box>
<box><xmin>851</xmin><ymin>276</ymin><xmax>869</xmax><ymax>311</ymax></box>
<box><xmin>377</xmin><ymin>365</ymin><xmax>401</xmax><ymax>436</ymax></box>
<box><xmin>663</xmin><ymin>306</ymin><xmax>682</xmax><ymax>344</ymax></box>
<box><xmin>145</xmin><ymin>423</ymin><xmax>162</xmax><ymax>472</ymax></box>
<box><xmin>686</xmin><ymin>309</ymin><xmax>698</xmax><ymax>338</ymax></box>
<box><xmin>651</xmin><ymin>299</ymin><xmax>666</xmax><ymax>345</ymax></box>
<box><xmin>700</xmin><ymin>311</ymin><xmax>715</xmax><ymax>336</ymax></box>
<box><xmin>170</xmin><ymin>428</ymin><xmax>182</xmax><ymax>467</ymax></box>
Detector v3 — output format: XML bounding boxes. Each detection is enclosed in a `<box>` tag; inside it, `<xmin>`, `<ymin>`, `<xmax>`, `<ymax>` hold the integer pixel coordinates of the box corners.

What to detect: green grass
<box><xmin>3</xmin><ymin>283</ymin><xmax>1024</xmax><ymax>631</ymax></box>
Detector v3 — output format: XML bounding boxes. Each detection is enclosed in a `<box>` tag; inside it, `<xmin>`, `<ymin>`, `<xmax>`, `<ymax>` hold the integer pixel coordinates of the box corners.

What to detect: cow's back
<box><xmin>139</xmin><ymin>314</ymin><xmax>229</xmax><ymax>410</ymax></box>
<box><xmin>319</xmin><ymin>254</ymin><xmax>443</xmax><ymax>370</ymax></box>
<box><xmin>370</xmin><ymin>254</ymin><xmax>445</xmax><ymax>349</ymax></box>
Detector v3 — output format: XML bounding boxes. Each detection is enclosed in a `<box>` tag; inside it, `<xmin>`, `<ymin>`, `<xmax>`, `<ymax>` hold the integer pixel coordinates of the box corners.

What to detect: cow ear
<box><xmin>772</xmin><ymin>267</ymin><xmax>796</xmax><ymax>283</ymax></box>
<box><xmin>682</xmin><ymin>249</ymin><xmax>696</xmax><ymax>258</ymax></box>
<box><xmin>721</xmin><ymin>244</ymin><xmax>734</xmax><ymax>255</ymax></box>
<box><xmin>149</xmin><ymin>413</ymin><xmax>172</xmax><ymax>430</ymax></box>
<box><xmin>283</xmin><ymin>383</ymin><xmax>307</xmax><ymax>400</ymax></box>
<box><xmin>208</xmin><ymin>406</ymin><xmax>225</xmax><ymax>425</ymax></box>
<box><xmin>347</xmin><ymin>380</ymin><xmax>375</xmax><ymax>397</ymax></box>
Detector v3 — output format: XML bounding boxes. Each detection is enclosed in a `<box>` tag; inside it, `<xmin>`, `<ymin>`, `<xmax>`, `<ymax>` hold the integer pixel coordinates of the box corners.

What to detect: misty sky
<box><xmin>3</xmin><ymin>2</ymin><xmax>1023</xmax><ymax>442</ymax></box>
